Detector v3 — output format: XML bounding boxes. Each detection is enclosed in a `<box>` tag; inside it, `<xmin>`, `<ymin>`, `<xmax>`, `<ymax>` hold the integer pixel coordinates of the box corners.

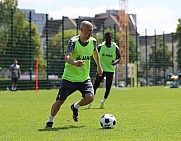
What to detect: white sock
<box><xmin>74</xmin><ymin>101</ymin><xmax>80</xmax><ymax>109</ymax></box>
<box><xmin>47</xmin><ymin>115</ymin><xmax>54</xmax><ymax>122</ymax></box>
<box><xmin>102</xmin><ymin>98</ymin><xmax>106</xmax><ymax>103</ymax></box>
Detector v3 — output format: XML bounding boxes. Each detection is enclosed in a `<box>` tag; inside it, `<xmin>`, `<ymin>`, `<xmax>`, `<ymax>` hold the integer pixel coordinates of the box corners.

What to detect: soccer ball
<box><xmin>100</xmin><ymin>114</ymin><xmax>116</xmax><ymax>129</ymax></box>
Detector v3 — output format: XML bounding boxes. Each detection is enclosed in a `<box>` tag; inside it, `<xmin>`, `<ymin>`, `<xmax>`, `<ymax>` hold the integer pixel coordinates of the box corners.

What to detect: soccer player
<box><xmin>10</xmin><ymin>59</ymin><xmax>21</xmax><ymax>91</ymax></box>
<box><xmin>46</xmin><ymin>21</ymin><xmax>103</xmax><ymax>128</ymax></box>
<box><xmin>88</xmin><ymin>32</ymin><xmax>121</xmax><ymax>109</ymax></box>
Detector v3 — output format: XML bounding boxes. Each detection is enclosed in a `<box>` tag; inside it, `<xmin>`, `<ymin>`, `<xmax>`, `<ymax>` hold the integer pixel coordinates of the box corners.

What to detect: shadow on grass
<box><xmin>38</xmin><ymin>125</ymin><xmax>85</xmax><ymax>132</ymax></box>
<box><xmin>83</xmin><ymin>107</ymin><xmax>104</xmax><ymax>110</ymax></box>
<box><xmin>98</xmin><ymin>127</ymin><xmax>114</xmax><ymax>130</ymax></box>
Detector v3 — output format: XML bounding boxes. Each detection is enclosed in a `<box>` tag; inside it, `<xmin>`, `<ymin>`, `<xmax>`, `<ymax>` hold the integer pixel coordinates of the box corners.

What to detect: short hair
<box><xmin>80</xmin><ymin>20</ymin><xmax>93</xmax><ymax>29</ymax></box>
<box><xmin>105</xmin><ymin>32</ymin><xmax>112</xmax><ymax>38</ymax></box>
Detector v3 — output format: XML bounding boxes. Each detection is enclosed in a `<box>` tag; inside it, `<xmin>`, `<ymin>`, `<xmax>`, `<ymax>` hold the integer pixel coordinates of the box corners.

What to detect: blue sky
<box><xmin>17</xmin><ymin>0</ymin><xmax>181</xmax><ymax>35</ymax></box>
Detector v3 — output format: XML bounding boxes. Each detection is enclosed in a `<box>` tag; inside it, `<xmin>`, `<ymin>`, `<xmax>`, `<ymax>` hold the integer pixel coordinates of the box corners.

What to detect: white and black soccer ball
<box><xmin>100</xmin><ymin>114</ymin><xmax>116</xmax><ymax>129</ymax></box>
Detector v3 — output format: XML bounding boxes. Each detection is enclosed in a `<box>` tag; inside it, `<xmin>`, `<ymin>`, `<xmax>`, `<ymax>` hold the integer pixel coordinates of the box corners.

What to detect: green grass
<box><xmin>0</xmin><ymin>87</ymin><xmax>181</xmax><ymax>141</ymax></box>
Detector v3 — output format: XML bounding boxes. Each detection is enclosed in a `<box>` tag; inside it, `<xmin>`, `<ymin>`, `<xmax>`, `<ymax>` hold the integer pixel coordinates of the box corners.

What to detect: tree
<box><xmin>48</xmin><ymin>27</ymin><xmax>137</xmax><ymax>77</ymax></box>
<box><xmin>0</xmin><ymin>0</ymin><xmax>17</xmax><ymax>56</ymax></box>
<box><xmin>129</xmin><ymin>35</ymin><xmax>137</xmax><ymax>63</ymax></box>
<box><xmin>0</xmin><ymin>0</ymin><xmax>45</xmax><ymax>75</ymax></box>
<box><xmin>149</xmin><ymin>38</ymin><xmax>172</xmax><ymax>78</ymax></box>
<box><xmin>47</xmin><ymin>29</ymin><xmax>76</xmax><ymax>76</ymax></box>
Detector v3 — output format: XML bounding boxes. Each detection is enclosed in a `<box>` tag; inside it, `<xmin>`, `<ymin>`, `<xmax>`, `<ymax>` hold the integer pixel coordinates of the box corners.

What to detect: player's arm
<box><xmin>92</xmin><ymin>40</ymin><xmax>103</xmax><ymax>76</ymax></box>
<box><xmin>18</xmin><ymin>67</ymin><xmax>21</xmax><ymax>78</ymax></box>
<box><xmin>65</xmin><ymin>52</ymin><xmax>84</xmax><ymax>67</ymax></box>
<box><xmin>9</xmin><ymin>66</ymin><xmax>15</xmax><ymax>73</ymax></box>
<box><xmin>97</xmin><ymin>44</ymin><xmax>101</xmax><ymax>52</ymax></box>
<box><xmin>112</xmin><ymin>45</ymin><xmax>121</xmax><ymax>66</ymax></box>
<box><xmin>65</xmin><ymin>38</ymin><xmax>84</xmax><ymax>67</ymax></box>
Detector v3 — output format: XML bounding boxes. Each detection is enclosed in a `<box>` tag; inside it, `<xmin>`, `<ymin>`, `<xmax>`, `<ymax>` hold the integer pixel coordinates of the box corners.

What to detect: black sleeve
<box><xmin>93</xmin><ymin>38</ymin><xmax>97</xmax><ymax>51</ymax></box>
<box><xmin>97</xmin><ymin>44</ymin><xmax>102</xmax><ymax>52</ymax></box>
<box><xmin>116</xmin><ymin>46</ymin><xmax>121</xmax><ymax>59</ymax></box>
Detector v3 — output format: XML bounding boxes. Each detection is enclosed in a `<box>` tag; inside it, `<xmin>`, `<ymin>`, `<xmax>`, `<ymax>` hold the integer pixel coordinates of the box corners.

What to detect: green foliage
<box><xmin>0</xmin><ymin>0</ymin><xmax>17</xmax><ymax>23</ymax></box>
<box><xmin>1</xmin><ymin>87</ymin><xmax>181</xmax><ymax>140</ymax></box>
<box><xmin>47</xmin><ymin>27</ymin><xmax>137</xmax><ymax>76</ymax></box>
<box><xmin>0</xmin><ymin>0</ymin><xmax>45</xmax><ymax>74</ymax></box>
<box><xmin>55</xmin><ymin>29</ymin><xmax>76</xmax><ymax>51</ymax></box>
<box><xmin>149</xmin><ymin>38</ymin><xmax>172</xmax><ymax>71</ymax></box>
<box><xmin>47</xmin><ymin>29</ymin><xmax>77</xmax><ymax>76</ymax></box>
<box><xmin>129</xmin><ymin>35</ymin><xmax>137</xmax><ymax>62</ymax></box>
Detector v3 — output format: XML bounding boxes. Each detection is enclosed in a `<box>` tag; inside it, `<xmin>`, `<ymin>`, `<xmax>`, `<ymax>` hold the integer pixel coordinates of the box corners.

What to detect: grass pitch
<box><xmin>0</xmin><ymin>87</ymin><xmax>181</xmax><ymax>141</ymax></box>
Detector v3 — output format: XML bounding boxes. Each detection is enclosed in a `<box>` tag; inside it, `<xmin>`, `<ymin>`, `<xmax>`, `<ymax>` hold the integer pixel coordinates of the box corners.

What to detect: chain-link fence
<box><xmin>138</xmin><ymin>31</ymin><xmax>180</xmax><ymax>87</ymax></box>
<box><xmin>0</xmin><ymin>9</ymin><xmax>180</xmax><ymax>90</ymax></box>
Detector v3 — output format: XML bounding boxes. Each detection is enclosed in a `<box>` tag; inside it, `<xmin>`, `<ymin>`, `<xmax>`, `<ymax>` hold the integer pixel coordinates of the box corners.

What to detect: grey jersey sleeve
<box><xmin>66</xmin><ymin>38</ymin><xmax>75</xmax><ymax>53</ymax></box>
<box><xmin>66</xmin><ymin>37</ymin><xmax>97</xmax><ymax>53</ymax></box>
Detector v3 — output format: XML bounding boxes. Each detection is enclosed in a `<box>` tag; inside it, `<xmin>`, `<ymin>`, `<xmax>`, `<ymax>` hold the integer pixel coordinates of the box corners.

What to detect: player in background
<box><xmin>10</xmin><ymin>59</ymin><xmax>21</xmax><ymax>91</ymax></box>
<box><xmin>88</xmin><ymin>32</ymin><xmax>121</xmax><ymax>109</ymax></box>
<box><xmin>45</xmin><ymin>21</ymin><xmax>103</xmax><ymax>128</ymax></box>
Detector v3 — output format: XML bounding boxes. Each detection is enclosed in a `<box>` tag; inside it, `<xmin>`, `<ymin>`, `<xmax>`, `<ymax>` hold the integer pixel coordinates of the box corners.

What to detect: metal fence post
<box><xmin>145</xmin><ymin>29</ymin><xmax>148</xmax><ymax>86</ymax></box>
<box><xmin>154</xmin><ymin>30</ymin><xmax>157</xmax><ymax>86</ymax></box>
<box><xmin>62</xmin><ymin>16</ymin><xmax>65</xmax><ymax>53</ymax></box>
<box><xmin>46</xmin><ymin>14</ymin><xmax>49</xmax><ymax>80</ymax></box>
<box><xmin>171</xmin><ymin>33</ymin><xmax>174</xmax><ymax>73</ymax></box>
<box><xmin>76</xmin><ymin>19</ymin><xmax>79</xmax><ymax>35</ymax></box>
<box><xmin>135</xmin><ymin>26</ymin><xmax>138</xmax><ymax>86</ymax></box>
<box><xmin>10</xmin><ymin>8</ymin><xmax>14</xmax><ymax>59</ymax></box>
<box><xmin>163</xmin><ymin>31</ymin><xmax>166</xmax><ymax>86</ymax></box>
<box><xmin>29</xmin><ymin>11</ymin><xmax>32</xmax><ymax>89</ymax></box>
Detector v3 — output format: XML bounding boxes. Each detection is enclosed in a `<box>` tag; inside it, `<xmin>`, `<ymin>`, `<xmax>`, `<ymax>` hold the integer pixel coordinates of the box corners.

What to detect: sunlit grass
<box><xmin>0</xmin><ymin>87</ymin><xmax>181</xmax><ymax>141</ymax></box>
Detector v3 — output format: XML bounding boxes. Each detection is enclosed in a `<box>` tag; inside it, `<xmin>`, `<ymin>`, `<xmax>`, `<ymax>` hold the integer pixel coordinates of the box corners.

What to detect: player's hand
<box><xmin>112</xmin><ymin>60</ymin><xmax>117</xmax><ymax>66</ymax></box>
<box><xmin>74</xmin><ymin>60</ymin><xmax>84</xmax><ymax>67</ymax></box>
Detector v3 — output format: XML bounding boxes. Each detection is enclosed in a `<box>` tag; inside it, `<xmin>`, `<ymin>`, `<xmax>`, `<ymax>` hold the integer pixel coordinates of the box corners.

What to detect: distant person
<box><xmin>88</xmin><ymin>32</ymin><xmax>121</xmax><ymax>109</ymax></box>
<box><xmin>45</xmin><ymin>20</ymin><xmax>103</xmax><ymax>128</ymax></box>
<box><xmin>10</xmin><ymin>59</ymin><xmax>21</xmax><ymax>91</ymax></box>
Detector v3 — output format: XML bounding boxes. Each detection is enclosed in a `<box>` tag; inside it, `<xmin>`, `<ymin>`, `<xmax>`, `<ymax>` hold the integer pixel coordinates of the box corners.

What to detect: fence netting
<box><xmin>0</xmin><ymin>10</ymin><xmax>180</xmax><ymax>90</ymax></box>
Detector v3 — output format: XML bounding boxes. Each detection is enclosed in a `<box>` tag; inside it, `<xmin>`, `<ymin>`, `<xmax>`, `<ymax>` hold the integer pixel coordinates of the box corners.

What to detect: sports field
<box><xmin>0</xmin><ymin>87</ymin><xmax>181</xmax><ymax>141</ymax></box>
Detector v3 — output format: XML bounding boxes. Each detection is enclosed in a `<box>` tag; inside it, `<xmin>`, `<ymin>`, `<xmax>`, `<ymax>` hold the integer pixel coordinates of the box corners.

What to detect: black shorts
<box><xmin>11</xmin><ymin>77</ymin><xmax>18</xmax><ymax>83</ymax></box>
<box><xmin>56</xmin><ymin>79</ymin><xmax>94</xmax><ymax>101</ymax></box>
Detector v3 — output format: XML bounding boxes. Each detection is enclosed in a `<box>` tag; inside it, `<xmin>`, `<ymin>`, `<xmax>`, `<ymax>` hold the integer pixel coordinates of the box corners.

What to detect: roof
<box><xmin>41</xmin><ymin>13</ymin><xmax>136</xmax><ymax>37</ymax></box>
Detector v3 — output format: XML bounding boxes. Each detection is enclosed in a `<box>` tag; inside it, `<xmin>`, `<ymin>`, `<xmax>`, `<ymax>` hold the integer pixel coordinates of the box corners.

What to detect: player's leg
<box><xmin>104</xmin><ymin>72</ymin><xmax>114</xmax><ymax>98</ymax></box>
<box><xmin>70</xmin><ymin>80</ymin><xmax>94</xmax><ymax>122</ymax></box>
<box><xmin>11</xmin><ymin>77</ymin><xmax>14</xmax><ymax>91</ymax></box>
<box><xmin>46</xmin><ymin>100</ymin><xmax>64</xmax><ymax>128</ymax></box>
<box><xmin>72</xmin><ymin>79</ymin><xmax>94</xmax><ymax>107</ymax></box>
<box><xmin>12</xmin><ymin>83</ymin><xmax>15</xmax><ymax>91</ymax></box>
<box><xmin>93</xmin><ymin>72</ymin><xmax>104</xmax><ymax>95</ymax></box>
<box><xmin>46</xmin><ymin>80</ymin><xmax>76</xmax><ymax>128</ymax></box>
<box><xmin>70</xmin><ymin>81</ymin><xmax>94</xmax><ymax>122</ymax></box>
<box><xmin>100</xmin><ymin>72</ymin><xmax>114</xmax><ymax>108</ymax></box>
<box><xmin>79</xmin><ymin>93</ymin><xmax>94</xmax><ymax>106</ymax></box>
<box><xmin>87</xmin><ymin>74</ymin><xmax>103</xmax><ymax>109</ymax></box>
<box><xmin>11</xmin><ymin>77</ymin><xmax>15</xmax><ymax>91</ymax></box>
<box><xmin>14</xmin><ymin>78</ymin><xmax>18</xmax><ymax>91</ymax></box>
<box><xmin>71</xmin><ymin>93</ymin><xmax>94</xmax><ymax>120</ymax></box>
